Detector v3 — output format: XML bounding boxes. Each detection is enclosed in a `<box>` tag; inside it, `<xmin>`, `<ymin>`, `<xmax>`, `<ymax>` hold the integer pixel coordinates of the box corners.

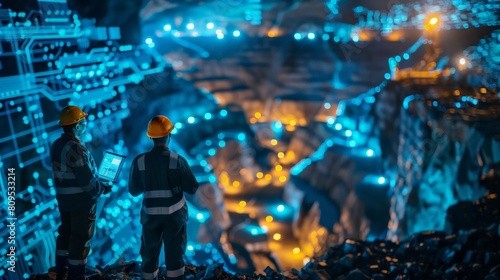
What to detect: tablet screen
<box><xmin>98</xmin><ymin>151</ymin><xmax>126</xmax><ymax>182</ymax></box>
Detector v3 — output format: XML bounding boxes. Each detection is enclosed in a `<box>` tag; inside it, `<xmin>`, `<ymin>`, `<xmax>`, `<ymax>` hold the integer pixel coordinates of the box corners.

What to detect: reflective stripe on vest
<box><xmin>169</xmin><ymin>152</ymin><xmax>178</xmax><ymax>169</ymax></box>
<box><xmin>144</xmin><ymin>196</ymin><xmax>185</xmax><ymax>215</ymax></box>
<box><xmin>144</xmin><ymin>186</ymin><xmax>182</xmax><ymax>199</ymax></box>
<box><xmin>137</xmin><ymin>154</ymin><xmax>146</xmax><ymax>171</ymax></box>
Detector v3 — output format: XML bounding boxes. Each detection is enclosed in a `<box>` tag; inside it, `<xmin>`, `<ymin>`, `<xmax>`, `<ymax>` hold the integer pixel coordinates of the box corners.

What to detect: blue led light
<box><xmin>307</xmin><ymin>33</ymin><xmax>315</xmax><ymax>39</ymax></box>
<box><xmin>403</xmin><ymin>53</ymin><xmax>410</xmax><ymax>60</ymax></box>
<box><xmin>218</xmin><ymin>140</ymin><xmax>226</xmax><ymax>148</ymax></box>
<box><xmin>378</xmin><ymin>177</ymin><xmax>386</xmax><ymax>184</ymax></box>
<box><xmin>274</xmin><ymin>122</ymin><xmax>282</xmax><ymax>129</ymax></box>
<box><xmin>220</xmin><ymin>109</ymin><xmax>228</xmax><ymax>117</ymax></box>
<box><xmin>366</xmin><ymin>149</ymin><xmax>374</xmax><ymax>157</ymax></box>
<box><xmin>237</xmin><ymin>133</ymin><xmax>246</xmax><ymax>141</ymax></box>
<box><xmin>208</xmin><ymin>148</ymin><xmax>216</xmax><ymax>156</ymax></box>
<box><xmin>33</xmin><ymin>172</ymin><xmax>39</xmax><ymax>179</ymax></box>
<box><xmin>187</xmin><ymin>245</ymin><xmax>194</xmax><ymax>251</ymax></box>
<box><xmin>186</xmin><ymin>23</ymin><xmax>194</xmax><ymax>30</ymax></box>
<box><xmin>345</xmin><ymin>130</ymin><xmax>352</xmax><ymax>137</ymax></box>
<box><xmin>294</xmin><ymin>33</ymin><xmax>302</xmax><ymax>40</ymax></box>
<box><xmin>204</xmin><ymin>112</ymin><xmax>212</xmax><ymax>120</ymax></box>
<box><xmin>322</xmin><ymin>34</ymin><xmax>330</xmax><ymax>40</ymax></box>
<box><xmin>324</xmin><ymin>102</ymin><xmax>331</xmax><ymax>109</ymax></box>
<box><xmin>384</xmin><ymin>73</ymin><xmax>391</xmax><ymax>80</ymax></box>
<box><xmin>233</xmin><ymin>30</ymin><xmax>241</xmax><ymax>37</ymax></box>
<box><xmin>145</xmin><ymin>38</ymin><xmax>153</xmax><ymax>44</ymax></box>
<box><xmin>196</xmin><ymin>213</ymin><xmax>204</xmax><ymax>220</ymax></box>
<box><xmin>217</xmin><ymin>33</ymin><xmax>224</xmax><ymax>39</ymax></box>
<box><xmin>206</xmin><ymin>22</ymin><xmax>214</xmax><ymax>29</ymax></box>
<box><xmin>187</xmin><ymin>116</ymin><xmax>195</xmax><ymax>123</ymax></box>
<box><xmin>209</xmin><ymin>175</ymin><xmax>217</xmax><ymax>183</ymax></box>
<box><xmin>327</xmin><ymin>118</ymin><xmax>335</xmax><ymax>125</ymax></box>
<box><xmin>205</xmin><ymin>139</ymin><xmax>212</xmax><ymax>146</ymax></box>
<box><xmin>251</xmin><ymin>228</ymin><xmax>258</xmax><ymax>235</ymax></box>
<box><xmin>348</xmin><ymin>140</ymin><xmax>356</xmax><ymax>147</ymax></box>
<box><xmin>277</xmin><ymin>204</ymin><xmax>285</xmax><ymax>212</ymax></box>
<box><xmin>335</xmin><ymin>123</ymin><xmax>342</xmax><ymax>130</ymax></box>
<box><xmin>163</xmin><ymin>24</ymin><xmax>171</xmax><ymax>31</ymax></box>
<box><xmin>175</xmin><ymin>123</ymin><xmax>183</xmax><ymax>129</ymax></box>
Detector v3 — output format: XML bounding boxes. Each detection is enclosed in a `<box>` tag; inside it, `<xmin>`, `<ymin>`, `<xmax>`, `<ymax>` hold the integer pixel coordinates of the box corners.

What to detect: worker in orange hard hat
<box><xmin>129</xmin><ymin>115</ymin><xmax>199</xmax><ymax>280</ymax></box>
<box><xmin>50</xmin><ymin>105</ymin><xmax>112</xmax><ymax>280</ymax></box>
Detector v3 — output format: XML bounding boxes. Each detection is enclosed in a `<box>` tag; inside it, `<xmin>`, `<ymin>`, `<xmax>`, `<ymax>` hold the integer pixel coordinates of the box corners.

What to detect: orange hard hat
<box><xmin>59</xmin><ymin>106</ymin><xmax>88</xmax><ymax>126</ymax></box>
<box><xmin>146</xmin><ymin>115</ymin><xmax>174</xmax><ymax>138</ymax></box>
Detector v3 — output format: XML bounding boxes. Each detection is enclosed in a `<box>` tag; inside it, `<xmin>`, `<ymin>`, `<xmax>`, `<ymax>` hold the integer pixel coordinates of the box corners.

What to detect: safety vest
<box><xmin>137</xmin><ymin>150</ymin><xmax>186</xmax><ymax>215</ymax></box>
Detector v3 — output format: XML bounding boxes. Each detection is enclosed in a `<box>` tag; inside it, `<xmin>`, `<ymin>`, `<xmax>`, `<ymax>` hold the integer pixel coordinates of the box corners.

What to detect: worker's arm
<box><xmin>128</xmin><ymin>155</ymin><xmax>144</xmax><ymax>196</ymax></box>
<box><xmin>178</xmin><ymin>156</ymin><xmax>199</xmax><ymax>194</ymax></box>
<box><xmin>71</xmin><ymin>143</ymin><xmax>104</xmax><ymax>199</ymax></box>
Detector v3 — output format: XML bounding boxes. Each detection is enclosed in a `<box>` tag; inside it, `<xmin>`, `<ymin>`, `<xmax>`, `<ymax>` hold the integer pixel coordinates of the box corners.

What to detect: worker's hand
<box><xmin>102</xmin><ymin>182</ymin><xmax>113</xmax><ymax>194</ymax></box>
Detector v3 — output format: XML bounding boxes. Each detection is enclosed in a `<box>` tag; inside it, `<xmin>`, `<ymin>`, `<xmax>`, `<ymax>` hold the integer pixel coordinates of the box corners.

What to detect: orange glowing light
<box><xmin>266</xmin><ymin>216</ymin><xmax>274</xmax><ymax>222</ymax></box>
<box><xmin>279</xmin><ymin>176</ymin><xmax>287</xmax><ymax>182</ymax></box>
<box><xmin>273</xmin><ymin>233</ymin><xmax>281</xmax><ymax>240</ymax></box>
<box><xmin>232</xmin><ymin>181</ymin><xmax>240</xmax><ymax>187</ymax></box>
<box><xmin>239</xmin><ymin>200</ymin><xmax>247</xmax><ymax>207</ymax></box>
<box><xmin>265</xmin><ymin>174</ymin><xmax>272</xmax><ymax>180</ymax></box>
<box><xmin>250</xmin><ymin>117</ymin><xmax>257</xmax><ymax>124</ymax></box>
<box><xmin>256</xmin><ymin>172</ymin><xmax>263</xmax><ymax>179</ymax></box>
<box><xmin>277</xmin><ymin>152</ymin><xmax>284</xmax><ymax>158</ymax></box>
<box><xmin>254</xmin><ymin>112</ymin><xmax>262</xmax><ymax>118</ymax></box>
<box><xmin>293</xmin><ymin>247</ymin><xmax>301</xmax><ymax>254</ymax></box>
<box><xmin>271</xmin><ymin>139</ymin><xmax>278</xmax><ymax>146</ymax></box>
<box><xmin>275</xmin><ymin>165</ymin><xmax>282</xmax><ymax>171</ymax></box>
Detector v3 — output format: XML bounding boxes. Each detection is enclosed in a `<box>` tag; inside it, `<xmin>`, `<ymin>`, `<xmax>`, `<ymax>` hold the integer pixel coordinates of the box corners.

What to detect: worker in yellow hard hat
<box><xmin>129</xmin><ymin>115</ymin><xmax>199</xmax><ymax>280</ymax></box>
<box><xmin>50</xmin><ymin>105</ymin><xmax>112</xmax><ymax>280</ymax></box>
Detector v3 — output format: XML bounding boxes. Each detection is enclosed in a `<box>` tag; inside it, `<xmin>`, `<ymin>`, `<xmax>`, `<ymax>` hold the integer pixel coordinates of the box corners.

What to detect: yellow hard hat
<box><xmin>59</xmin><ymin>106</ymin><xmax>88</xmax><ymax>126</ymax></box>
<box><xmin>146</xmin><ymin>115</ymin><xmax>174</xmax><ymax>138</ymax></box>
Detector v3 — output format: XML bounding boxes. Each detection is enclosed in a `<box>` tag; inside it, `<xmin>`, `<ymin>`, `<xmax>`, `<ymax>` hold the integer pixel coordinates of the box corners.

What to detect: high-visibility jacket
<box><xmin>128</xmin><ymin>144</ymin><xmax>199</xmax><ymax>218</ymax></box>
<box><xmin>50</xmin><ymin>133</ymin><xmax>105</xmax><ymax>211</ymax></box>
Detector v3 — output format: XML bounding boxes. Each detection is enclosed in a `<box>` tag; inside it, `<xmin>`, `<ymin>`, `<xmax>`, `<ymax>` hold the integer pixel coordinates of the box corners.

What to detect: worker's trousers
<box><xmin>56</xmin><ymin>204</ymin><xmax>97</xmax><ymax>279</ymax></box>
<box><xmin>140</xmin><ymin>211</ymin><xmax>187</xmax><ymax>280</ymax></box>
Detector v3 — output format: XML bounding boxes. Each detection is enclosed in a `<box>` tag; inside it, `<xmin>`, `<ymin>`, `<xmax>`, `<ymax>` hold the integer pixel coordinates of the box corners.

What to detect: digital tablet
<box><xmin>98</xmin><ymin>151</ymin><xmax>126</xmax><ymax>183</ymax></box>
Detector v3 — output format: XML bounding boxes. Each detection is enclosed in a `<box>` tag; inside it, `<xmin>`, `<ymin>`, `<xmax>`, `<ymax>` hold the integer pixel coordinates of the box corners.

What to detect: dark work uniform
<box><xmin>129</xmin><ymin>144</ymin><xmax>199</xmax><ymax>280</ymax></box>
<box><xmin>50</xmin><ymin>133</ymin><xmax>105</xmax><ymax>279</ymax></box>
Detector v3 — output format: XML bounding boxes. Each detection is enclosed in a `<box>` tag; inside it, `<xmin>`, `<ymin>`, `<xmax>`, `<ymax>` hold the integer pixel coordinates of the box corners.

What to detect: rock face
<box><xmin>387</xmin><ymin>89</ymin><xmax>500</xmax><ymax>241</ymax></box>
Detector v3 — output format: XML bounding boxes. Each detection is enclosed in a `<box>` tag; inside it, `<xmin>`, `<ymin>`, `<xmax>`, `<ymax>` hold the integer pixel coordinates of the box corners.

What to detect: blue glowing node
<box><xmin>348</xmin><ymin>140</ymin><xmax>356</xmax><ymax>147</ymax></box>
<box><xmin>384</xmin><ymin>73</ymin><xmax>391</xmax><ymax>80</ymax></box>
<box><xmin>217</xmin><ymin>33</ymin><xmax>224</xmax><ymax>39</ymax></box>
<box><xmin>208</xmin><ymin>148</ymin><xmax>216</xmax><ymax>156</ymax></box>
<box><xmin>324</xmin><ymin>102</ymin><xmax>331</xmax><ymax>109</ymax></box>
<box><xmin>218</xmin><ymin>140</ymin><xmax>226</xmax><ymax>148</ymax></box>
<box><xmin>322</xmin><ymin>34</ymin><xmax>330</xmax><ymax>40</ymax></box>
<box><xmin>274</xmin><ymin>122</ymin><xmax>283</xmax><ymax>129</ymax></box>
<box><xmin>196</xmin><ymin>213</ymin><xmax>204</xmax><ymax>220</ymax></box>
<box><xmin>233</xmin><ymin>30</ymin><xmax>241</xmax><ymax>37</ymax></box>
<box><xmin>251</xmin><ymin>228</ymin><xmax>258</xmax><ymax>235</ymax></box>
<box><xmin>294</xmin><ymin>33</ymin><xmax>302</xmax><ymax>40</ymax></box>
<box><xmin>277</xmin><ymin>205</ymin><xmax>285</xmax><ymax>212</ymax></box>
<box><xmin>220</xmin><ymin>109</ymin><xmax>228</xmax><ymax>117</ymax></box>
<box><xmin>187</xmin><ymin>116</ymin><xmax>195</xmax><ymax>123</ymax></box>
<box><xmin>163</xmin><ymin>24</ymin><xmax>172</xmax><ymax>31</ymax></box>
<box><xmin>403</xmin><ymin>53</ymin><xmax>410</xmax><ymax>60</ymax></box>
<box><xmin>209</xmin><ymin>175</ymin><xmax>217</xmax><ymax>183</ymax></box>
<box><xmin>187</xmin><ymin>245</ymin><xmax>194</xmax><ymax>251</ymax></box>
<box><xmin>33</xmin><ymin>172</ymin><xmax>39</xmax><ymax>179</ymax></box>
<box><xmin>238</xmin><ymin>133</ymin><xmax>246</xmax><ymax>141</ymax></box>
<box><xmin>28</xmin><ymin>186</ymin><xmax>34</xmax><ymax>193</ymax></box>
<box><xmin>204</xmin><ymin>112</ymin><xmax>212</xmax><ymax>120</ymax></box>
<box><xmin>145</xmin><ymin>38</ymin><xmax>153</xmax><ymax>44</ymax></box>
<box><xmin>307</xmin><ymin>33</ymin><xmax>315</xmax><ymax>40</ymax></box>
<box><xmin>335</xmin><ymin>123</ymin><xmax>342</xmax><ymax>130</ymax></box>
<box><xmin>378</xmin><ymin>177</ymin><xmax>386</xmax><ymax>184</ymax></box>
<box><xmin>345</xmin><ymin>130</ymin><xmax>352</xmax><ymax>137</ymax></box>
<box><xmin>366</xmin><ymin>149</ymin><xmax>374</xmax><ymax>157</ymax></box>
<box><xmin>175</xmin><ymin>123</ymin><xmax>183</xmax><ymax>129</ymax></box>
<box><xmin>187</xmin><ymin>23</ymin><xmax>195</xmax><ymax>30</ymax></box>
<box><xmin>207</xmin><ymin>22</ymin><xmax>214</xmax><ymax>29</ymax></box>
